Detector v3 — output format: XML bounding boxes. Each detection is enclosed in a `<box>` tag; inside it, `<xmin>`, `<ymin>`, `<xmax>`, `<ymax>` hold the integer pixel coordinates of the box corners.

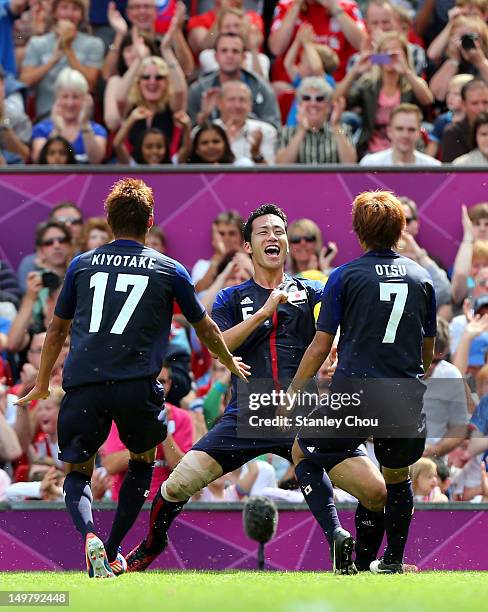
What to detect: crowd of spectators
<box><xmin>1</xmin><ymin>192</ymin><xmax>488</xmax><ymax>506</ymax></box>
<box><xmin>2</xmin><ymin>0</ymin><xmax>488</xmax><ymax>166</ymax></box>
<box><xmin>1</xmin><ymin>0</ymin><xmax>488</xmax><ymax>508</ymax></box>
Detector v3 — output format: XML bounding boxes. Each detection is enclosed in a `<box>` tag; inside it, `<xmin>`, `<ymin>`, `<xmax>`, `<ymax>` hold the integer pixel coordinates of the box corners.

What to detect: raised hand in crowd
<box><xmin>108</xmin><ymin>1</ymin><xmax>129</xmax><ymax>38</ymax></box>
<box><xmin>197</xmin><ymin>87</ymin><xmax>221</xmax><ymax>126</ymax></box>
<box><xmin>319</xmin><ymin>242</ymin><xmax>338</xmax><ymax>272</ymax></box>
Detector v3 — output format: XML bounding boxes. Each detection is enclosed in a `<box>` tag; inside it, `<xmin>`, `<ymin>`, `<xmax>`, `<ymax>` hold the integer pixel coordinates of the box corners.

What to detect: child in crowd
<box><xmin>427</xmin><ymin>74</ymin><xmax>474</xmax><ymax>158</ymax></box>
<box><xmin>187</xmin><ymin>123</ymin><xmax>235</xmax><ymax>164</ymax></box>
<box><xmin>38</xmin><ymin>136</ymin><xmax>78</xmax><ymax>165</ymax></box>
<box><xmin>411</xmin><ymin>458</ymin><xmax>449</xmax><ymax>502</ymax></box>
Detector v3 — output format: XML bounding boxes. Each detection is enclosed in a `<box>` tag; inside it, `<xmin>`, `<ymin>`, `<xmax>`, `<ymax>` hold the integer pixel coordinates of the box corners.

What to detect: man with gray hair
<box><xmin>276</xmin><ymin>77</ymin><xmax>357</xmax><ymax>164</ymax></box>
<box><xmin>214</xmin><ymin>81</ymin><xmax>277</xmax><ymax>165</ymax></box>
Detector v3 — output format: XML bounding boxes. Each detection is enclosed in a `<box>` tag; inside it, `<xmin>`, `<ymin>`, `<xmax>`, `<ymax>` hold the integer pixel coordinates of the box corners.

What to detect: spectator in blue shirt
<box><xmin>31</xmin><ymin>67</ymin><xmax>107</xmax><ymax>164</ymax></box>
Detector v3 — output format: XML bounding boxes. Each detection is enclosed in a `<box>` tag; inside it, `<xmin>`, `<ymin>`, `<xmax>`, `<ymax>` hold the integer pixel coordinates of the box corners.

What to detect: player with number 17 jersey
<box><xmin>56</xmin><ymin>241</ymin><xmax>204</xmax><ymax>389</ymax></box>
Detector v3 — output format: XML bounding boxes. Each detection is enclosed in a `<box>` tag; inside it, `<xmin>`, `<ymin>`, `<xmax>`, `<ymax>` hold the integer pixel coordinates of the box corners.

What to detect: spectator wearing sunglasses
<box><xmin>287</xmin><ymin>218</ymin><xmax>337</xmax><ymax>279</ymax></box>
<box><xmin>8</xmin><ymin>221</ymin><xmax>72</xmax><ymax>352</ymax></box>
<box><xmin>118</xmin><ymin>54</ymin><xmax>187</xmax><ymax>159</ymax></box>
<box><xmin>17</xmin><ymin>202</ymin><xmax>83</xmax><ymax>295</ymax></box>
<box><xmin>397</xmin><ymin>196</ymin><xmax>452</xmax><ymax>314</ymax></box>
<box><xmin>276</xmin><ymin>77</ymin><xmax>356</xmax><ymax>164</ymax></box>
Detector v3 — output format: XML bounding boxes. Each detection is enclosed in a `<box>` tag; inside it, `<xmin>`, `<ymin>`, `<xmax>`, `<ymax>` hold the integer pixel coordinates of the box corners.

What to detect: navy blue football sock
<box><xmin>295</xmin><ymin>460</ymin><xmax>340</xmax><ymax>545</ymax></box>
<box><xmin>354</xmin><ymin>503</ymin><xmax>385</xmax><ymax>570</ymax></box>
<box><xmin>383</xmin><ymin>479</ymin><xmax>414</xmax><ymax>565</ymax></box>
<box><xmin>105</xmin><ymin>460</ymin><xmax>154</xmax><ymax>562</ymax></box>
<box><xmin>145</xmin><ymin>488</ymin><xmax>185</xmax><ymax>553</ymax></box>
<box><xmin>63</xmin><ymin>471</ymin><xmax>95</xmax><ymax>539</ymax></box>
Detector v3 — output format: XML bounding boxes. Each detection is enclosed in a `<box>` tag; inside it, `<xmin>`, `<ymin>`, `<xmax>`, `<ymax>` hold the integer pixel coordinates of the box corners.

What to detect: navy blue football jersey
<box><xmin>55</xmin><ymin>240</ymin><xmax>206</xmax><ymax>388</ymax></box>
<box><xmin>212</xmin><ymin>275</ymin><xmax>324</xmax><ymax>413</ymax></box>
<box><xmin>316</xmin><ymin>249</ymin><xmax>437</xmax><ymax>379</ymax></box>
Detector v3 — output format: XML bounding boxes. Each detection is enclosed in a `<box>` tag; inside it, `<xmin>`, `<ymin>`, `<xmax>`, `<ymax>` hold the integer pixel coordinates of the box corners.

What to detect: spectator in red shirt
<box><xmin>101</xmin><ymin>364</ymin><xmax>194</xmax><ymax>501</ymax></box>
<box><xmin>187</xmin><ymin>0</ymin><xmax>264</xmax><ymax>55</ymax></box>
<box><xmin>268</xmin><ymin>0</ymin><xmax>366</xmax><ymax>91</ymax></box>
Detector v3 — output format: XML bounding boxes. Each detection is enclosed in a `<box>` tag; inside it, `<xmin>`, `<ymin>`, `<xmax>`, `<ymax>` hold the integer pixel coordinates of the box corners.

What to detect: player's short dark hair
<box><xmin>243</xmin><ymin>204</ymin><xmax>288</xmax><ymax>243</ymax></box>
<box><xmin>468</xmin><ymin>202</ymin><xmax>488</xmax><ymax>223</ymax></box>
<box><xmin>352</xmin><ymin>191</ymin><xmax>405</xmax><ymax>250</ymax></box>
<box><xmin>104</xmin><ymin>178</ymin><xmax>154</xmax><ymax>238</ymax></box>
<box><xmin>35</xmin><ymin>220</ymin><xmax>72</xmax><ymax>247</ymax></box>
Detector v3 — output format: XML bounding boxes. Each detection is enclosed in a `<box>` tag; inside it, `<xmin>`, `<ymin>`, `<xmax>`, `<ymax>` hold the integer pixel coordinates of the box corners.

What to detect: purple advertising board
<box><xmin>0</xmin><ymin>169</ymin><xmax>484</xmax><ymax>273</ymax></box>
<box><xmin>1</xmin><ymin>504</ymin><xmax>488</xmax><ymax>572</ymax></box>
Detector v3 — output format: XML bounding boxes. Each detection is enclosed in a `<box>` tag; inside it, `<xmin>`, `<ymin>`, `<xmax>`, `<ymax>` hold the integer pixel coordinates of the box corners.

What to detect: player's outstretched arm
<box><xmin>289</xmin><ymin>331</ymin><xmax>335</xmax><ymax>395</ymax></box>
<box><xmin>192</xmin><ymin>314</ymin><xmax>251</xmax><ymax>381</ymax></box>
<box><xmin>222</xmin><ymin>288</ymin><xmax>288</xmax><ymax>353</ymax></box>
<box><xmin>15</xmin><ymin>315</ymin><xmax>71</xmax><ymax>405</ymax></box>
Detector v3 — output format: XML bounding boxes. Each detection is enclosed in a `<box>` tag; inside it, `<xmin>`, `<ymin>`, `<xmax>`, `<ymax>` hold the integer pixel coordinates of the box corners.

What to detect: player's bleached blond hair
<box><xmin>352</xmin><ymin>190</ymin><xmax>405</xmax><ymax>251</ymax></box>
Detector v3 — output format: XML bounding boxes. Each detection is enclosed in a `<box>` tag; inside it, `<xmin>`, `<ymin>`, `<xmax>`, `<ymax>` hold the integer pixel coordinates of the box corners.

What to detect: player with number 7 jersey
<box><xmin>287</xmin><ymin>190</ymin><xmax>437</xmax><ymax>575</ymax></box>
<box><xmin>16</xmin><ymin>178</ymin><xmax>249</xmax><ymax>579</ymax></box>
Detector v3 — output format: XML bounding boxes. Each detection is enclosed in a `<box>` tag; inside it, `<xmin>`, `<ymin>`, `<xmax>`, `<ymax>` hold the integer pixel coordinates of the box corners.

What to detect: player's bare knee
<box><xmin>362</xmin><ymin>483</ymin><xmax>387</xmax><ymax>512</ymax></box>
<box><xmin>382</xmin><ymin>465</ymin><xmax>410</xmax><ymax>484</ymax></box>
<box><xmin>162</xmin><ymin>451</ymin><xmax>222</xmax><ymax>502</ymax></box>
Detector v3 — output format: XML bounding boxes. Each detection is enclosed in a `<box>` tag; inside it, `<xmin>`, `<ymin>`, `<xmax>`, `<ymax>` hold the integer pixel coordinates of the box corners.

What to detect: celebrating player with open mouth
<box><xmin>16</xmin><ymin>178</ymin><xmax>249</xmax><ymax>579</ymax></box>
<box><xmin>287</xmin><ymin>190</ymin><xmax>436</xmax><ymax>574</ymax></box>
<box><xmin>127</xmin><ymin>203</ymin><xmax>388</xmax><ymax>575</ymax></box>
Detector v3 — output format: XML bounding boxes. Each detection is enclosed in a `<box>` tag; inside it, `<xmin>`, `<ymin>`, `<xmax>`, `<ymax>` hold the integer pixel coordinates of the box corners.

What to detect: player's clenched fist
<box><xmin>260</xmin><ymin>289</ymin><xmax>288</xmax><ymax>318</ymax></box>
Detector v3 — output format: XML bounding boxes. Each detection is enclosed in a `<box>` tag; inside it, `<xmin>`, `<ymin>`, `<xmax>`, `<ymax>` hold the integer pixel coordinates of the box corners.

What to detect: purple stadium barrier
<box><xmin>1</xmin><ymin>503</ymin><xmax>487</xmax><ymax>571</ymax></box>
<box><xmin>0</xmin><ymin>169</ymin><xmax>481</xmax><ymax>272</ymax></box>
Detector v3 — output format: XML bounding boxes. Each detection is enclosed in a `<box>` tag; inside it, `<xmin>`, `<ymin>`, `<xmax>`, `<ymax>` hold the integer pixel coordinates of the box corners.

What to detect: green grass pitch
<box><xmin>3</xmin><ymin>572</ymin><xmax>488</xmax><ymax>612</ymax></box>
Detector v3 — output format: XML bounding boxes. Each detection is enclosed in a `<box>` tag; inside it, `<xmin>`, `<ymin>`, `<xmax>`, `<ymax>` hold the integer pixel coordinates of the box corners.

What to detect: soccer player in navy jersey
<box><xmin>287</xmin><ymin>191</ymin><xmax>436</xmax><ymax>574</ymax></box>
<box><xmin>126</xmin><ymin>203</ymin><xmax>387</xmax><ymax>575</ymax></box>
<box><xmin>16</xmin><ymin>178</ymin><xmax>249</xmax><ymax>579</ymax></box>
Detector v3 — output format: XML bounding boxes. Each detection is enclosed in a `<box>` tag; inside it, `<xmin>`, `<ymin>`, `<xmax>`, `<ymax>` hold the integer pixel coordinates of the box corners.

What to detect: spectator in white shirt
<box><xmin>214</xmin><ymin>80</ymin><xmax>277</xmax><ymax>164</ymax></box>
<box><xmin>360</xmin><ymin>103</ymin><xmax>441</xmax><ymax>166</ymax></box>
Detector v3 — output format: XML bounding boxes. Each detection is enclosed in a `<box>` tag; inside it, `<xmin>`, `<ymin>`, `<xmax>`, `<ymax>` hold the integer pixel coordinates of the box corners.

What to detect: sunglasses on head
<box><xmin>300</xmin><ymin>94</ymin><xmax>327</xmax><ymax>103</ymax></box>
<box><xmin>140</xmin><ymin>74</ymin><xmax>166</xmax><ymax>81</ymax></box>
<box><xmin>290</xmin><ymin>234</ymin><xmax>317</xmax><ymax>244</ymax></box>
<box><xmin>56</xmin><ymin>216</ymin><xmax>82</xmax><ymax>225</ymax></box>
<box><xmin>41</xmin><ymin>236</ymin><xmax>69</xmax><ymax>247</ymax></box>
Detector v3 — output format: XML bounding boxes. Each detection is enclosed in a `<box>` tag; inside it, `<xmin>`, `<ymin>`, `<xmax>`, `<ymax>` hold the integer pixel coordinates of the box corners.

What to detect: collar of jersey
<box><xmin>364</xmin><ymin>248</ymin><xmax>397</xmax><ymax>257</ymax></box>
<box><xmin>110</xmin><ymin>239</ymin><xmax>144</xmax><ymax>247</ymax></box>
<box><xmin>251</xmin><ymin>273</ymin><xmax>292</xmax><ymax>291</ymax></box>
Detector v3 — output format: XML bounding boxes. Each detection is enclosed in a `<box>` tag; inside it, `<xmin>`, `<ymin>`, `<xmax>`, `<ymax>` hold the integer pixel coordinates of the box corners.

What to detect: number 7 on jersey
<box><xmin>379</xmin><ymin>282</ymin><xmax>408</xmax><ymax>344</ymax></box>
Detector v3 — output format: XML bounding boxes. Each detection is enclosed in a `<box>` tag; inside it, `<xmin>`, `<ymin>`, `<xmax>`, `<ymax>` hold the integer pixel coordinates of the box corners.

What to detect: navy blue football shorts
<box><xmin>298</xmin><ymin>433</ymin><xmax>425</xmax><ymax>471</ymax></box>
<box><xmin>191</xmin><ymin>411</ymin><xmax>367</xmax><ymax>474</ymax></box>
<box><xmin>58</xmin><ymin>378</ymin><xmax>166</xmax><ymax>464</ymax></box>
